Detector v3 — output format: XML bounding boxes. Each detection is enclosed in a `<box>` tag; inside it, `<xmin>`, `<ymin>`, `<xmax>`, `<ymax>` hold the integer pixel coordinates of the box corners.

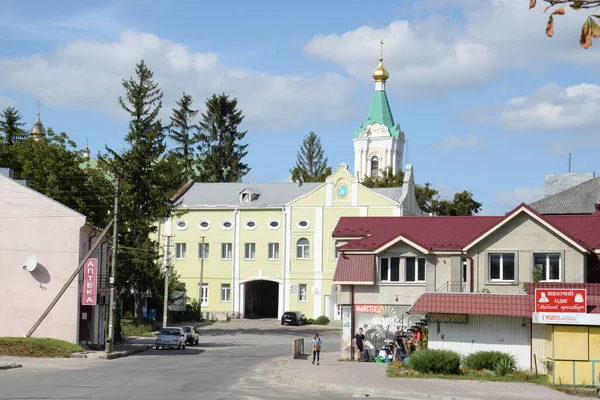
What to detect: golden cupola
<box><xmin>372</xmin><ymin>39</ymin><xmax>390</xmax><ymax>82</ymax></box>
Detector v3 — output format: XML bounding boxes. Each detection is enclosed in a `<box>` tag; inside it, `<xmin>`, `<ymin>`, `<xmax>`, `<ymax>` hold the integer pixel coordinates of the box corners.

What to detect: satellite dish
<box><xmin>24</xmin><ymin>255</ymin><xmax>37</xmax><ymax>272</ymax></box>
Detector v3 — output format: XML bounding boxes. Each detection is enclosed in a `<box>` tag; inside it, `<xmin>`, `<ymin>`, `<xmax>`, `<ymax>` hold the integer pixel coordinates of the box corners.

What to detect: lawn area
<box><xmin>0</xmin><ymin>337</ymin><xmax>84</xmax><ymax>358</ymax></box>
<box><xmin>121</xmin><ymin>322</ymin><xmax>155</xmax><ymax>337</ymax></box>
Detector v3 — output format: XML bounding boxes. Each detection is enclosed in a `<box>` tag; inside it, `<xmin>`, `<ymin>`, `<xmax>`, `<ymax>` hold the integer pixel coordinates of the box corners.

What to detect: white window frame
<box><xmin>221</xmin><ymin>220</ymin><xmax>233</xmax><ymax>230</ymax></box>
<box><xmin>245</xmin><ymin>243</ymin><xmax>256</xmax><ymax>260</ymax></box>
<box><xmin>221</xmin><ymin>284</ymin><xmax>231</xmax><ymax>302</ymax></box>
<box><xmin>379</xmin><ymin>257</ymin><xmax>400</xmax><ymax>282</ymax></box>
<box><xmin>268</xmin><ymin>219</ymin><xmax>280</xmax><ymax>230</ymax></box>
<box><xmin>488</xmin><ymin>253</ymin><xmax>516</xmax><ymax>282</ymax></box>
<box><xmin>334</xmin><ymin>240</ymin><xmax>348</xmax><ymax>260</ymax></box>
<box><xmin>199</xmin><ymin>283</ymin><xmax>209</xmax><ymax>306</ymax></box>
<box><xmin>198</xmin><ymin>220</ymin><xmax>211</xmax><ymax>230</ymax></box>
<box><xmin>221</xmin><ymin>243</ymin><xmax>232</xmax><ymax>260</ymax></box>
<box><xmin>268</xmin><ymin>242</ymin><xmax>279</xmax><ymax>260</ymax></box>
<box><xmin>175</xmin><ymin>219</ymin><xmax>188</xmax><ymax>230</ymax></box>
<box><xmin>533</xmin><ymin>253</ymin><xmax>562</xmax><ymax>282</ymax></box>
<box><xmin>198</xmin><ymin>242</ymin><xmax>209</xmax><ymax>260</ymax></box>
<box><xmin>296</xmin><ymin>219</ymin><xmax>310</xmax><ymax>229</ymax></box>
<box><xmin>175</xmin><ymin>243</ymin><xmax>186</xmax><ymax>260</ymax></box>
<box><xmin>244</xmin><ymin>220</ymin><xmax>257</xmax><ymax>230</ymax></box>
<box><xmin>296</xmin><ymin>238</ymin><xmax>310</xmax><ymax>260</ymax></box>
<box><xmin>405</xmin><ymin>257</ymin><xmax>426</xmax><ymax>283</ymax></box>
<box><xmin>298</xmin><ymin>283</ymin><xmax>307</xmax><ymax>302</ymax></box>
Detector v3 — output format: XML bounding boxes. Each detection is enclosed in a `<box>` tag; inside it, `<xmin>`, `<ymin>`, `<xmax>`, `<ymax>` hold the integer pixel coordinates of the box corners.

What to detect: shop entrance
<box><xmin>243</xmin><ymin>280</ymin><xmax>279</xmax><ymax>318</ymax></box>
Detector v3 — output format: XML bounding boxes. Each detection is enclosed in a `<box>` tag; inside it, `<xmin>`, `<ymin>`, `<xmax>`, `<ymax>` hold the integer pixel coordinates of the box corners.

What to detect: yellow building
<box><xmin>162</xmin><ymin>49</ymin><xmax>421</xmax><ymax>320</ymax></box>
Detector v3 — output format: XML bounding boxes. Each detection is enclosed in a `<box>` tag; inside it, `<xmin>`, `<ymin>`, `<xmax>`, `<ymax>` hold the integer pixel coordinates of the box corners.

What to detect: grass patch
<box><xmin>0</xmin><ymin>337</ymin><xmax>84</xmax><ymax>358</ymax></box>
<box><xmin>121</xmin><ymin>322</ymin><xmax>155</xmax><ymax>337</ymax></box>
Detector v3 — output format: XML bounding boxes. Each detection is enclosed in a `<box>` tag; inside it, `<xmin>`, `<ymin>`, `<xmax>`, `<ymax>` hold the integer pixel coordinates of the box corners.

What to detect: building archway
<box><xmin>242</xmin><ymin>280</ymin><xmax>279</xmax><ymax>318</ymax></box>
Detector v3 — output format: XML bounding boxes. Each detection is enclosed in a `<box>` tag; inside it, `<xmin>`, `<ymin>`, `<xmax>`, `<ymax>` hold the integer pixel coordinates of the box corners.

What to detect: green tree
<box><xmin>100</xmin><ymin>60</ymin><xmax>183</xmax><ymax>325</ymax></box>
<box><xmin>168</xmin><ymin>92</ymin><xmax>199</xmax><ymax>180</ymax></box>
<box><xmin>361</xmin><ymin>172</ymin><xmax>482</xmax><ymax>216</ymax></box>
<box><xmin>529</xmin><ymin>1</ymin><xmax>600</xmax><ymax>48</ymax></box>
<box><xmin>0</xmin><ymin>107</ymin><xmax>27</xmax><ymax>146</ymax></box>
<box><xmin>197</xmin><ymin>94</ymin><xmax>249</xmax><ymax>182</ymax></box>
<box><xmin>290</xmin><ymin>132</ymin><xmax>332</xmax><ymax>184</ymax></box>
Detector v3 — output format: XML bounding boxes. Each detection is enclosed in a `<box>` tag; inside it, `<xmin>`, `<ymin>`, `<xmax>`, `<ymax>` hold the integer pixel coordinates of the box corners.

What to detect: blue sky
<box><xmin>0</xmin><ymin>0</ymin><xmax>599</xmax><ymax>215</ymax></box>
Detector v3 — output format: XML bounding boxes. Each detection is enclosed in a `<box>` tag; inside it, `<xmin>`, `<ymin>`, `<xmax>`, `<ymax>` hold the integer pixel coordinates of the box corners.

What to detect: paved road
<box><xmin>0</xmin><ymin>320</ymin><xmax>381</xmax><ymax>400</ymax></box>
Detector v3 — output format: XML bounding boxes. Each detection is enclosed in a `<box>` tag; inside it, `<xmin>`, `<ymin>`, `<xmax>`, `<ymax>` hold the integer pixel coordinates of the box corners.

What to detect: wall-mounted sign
<box><xmin>337</xmin><ymin>185</ymin><xmax>347</xmax><ymax>197</ymax></box>
<box><xmin>81</xmin><ymin>258</ymin><xmax>98</xmax><ymax>305</ymax></box>
<box><xmin>312</xmin><ymin>287</ymin><xmax>321</xmax><ymax>295</ymax></box>
<box><xmin>532</xmin><ymin>312</ymin><xmax>600</xmax><ymax>325</ymax></box>
<box><xmin>535</xmin><ymin>289</ymin><xmax>587</xmax><ymax>313</ymax></box>
<box><xmin>354</xmin><ymin>304</ymin><xmax>382</xmax><ymax>313</ymax></box>
<box><xmin>290</xmin><ymin>284</ymin><xmax>298</xmax><ymax>293</ymax></box>
<box><xmin>429</xmin><ymin>313</ymin><xmax>468</xmax><ymax>324</ymax></box>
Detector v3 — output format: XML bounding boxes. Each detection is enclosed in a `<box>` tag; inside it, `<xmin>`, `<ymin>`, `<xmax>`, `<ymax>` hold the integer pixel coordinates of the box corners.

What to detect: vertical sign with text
<box><xmin>82</xmin><ymin>258</ymin><xmax>98</xmax><ymax>305</ymax></box>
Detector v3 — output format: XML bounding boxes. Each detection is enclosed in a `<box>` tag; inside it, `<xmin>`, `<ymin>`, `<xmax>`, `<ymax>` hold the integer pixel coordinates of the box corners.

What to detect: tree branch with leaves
<box><xmin>530</xmin><ymin>0</ymin><xmax>600</xmax><ymax>48</ymax></box>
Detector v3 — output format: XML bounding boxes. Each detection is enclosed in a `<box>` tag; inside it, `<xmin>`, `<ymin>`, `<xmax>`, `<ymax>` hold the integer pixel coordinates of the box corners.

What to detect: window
<box><xmin>221</xmin><ymin>284</ymin><xmax>231</xmax><ymax>302</ymax></box>
<box><xmin>334</xmin><ymin>240</ymin><xmax>348</xmax><ymax>259</ymax></box>
<box><xmin>534</xmin><ymin>253</ymin><xmax>561</xmax><ymax>282</ymax></box>
<box><xmin>198</xmin><ymin>220</ymin><xmax>210</xmax><ymax>230</ymax></box>
<box><xmin>175</xmin><ymin>243</ymin><xmax>186</xmax><ymax>259</ymax></box>
<box><xmin>245</xmin><ymin>243</ymin><xmax>256</xmax><ymax>260</ymax></box>
<box><xmin>175</xmin><ymin>220</ymin><xmax>188</xmax><ymax>230</ymax></box>
<box><xmin>297</xmin><ymin>219</ymin><xmax>310</xmax><ymax>229</ymax></box>
<box><xmin>380</xmin><ymin>257</ymin><xmax>400</xmax><ymax>282</ymax></box>
<box><xmin>268</xmin><ymin>220</ymin><xmax>280</xmax><ymax>230</ymax></box>
<box><xmin>370</xmin><ymin>157</ymin><xmax>379</xmax><ymax>177</ymax></box>
<box><xmin>298</xmin><ymin>284</ymin><xmax>307</xmax><ymax>302</ymax></box>
<box><xmin>198</xmin><ymin>243</ymin><xmax>209</xmax><ymax>259</ymax></box>
<box><xmin>199</xmin><ymin>283</ymin><xmax>208</xmax><ymax>306</ymax></box>
<box><xmin>406</xmin><ymin>257</ymin><xmax>426</xmax><ymax>282</ymax></box>
<box><xmin>268</xmin><ymin>243</ymin><xmax>279</xmax><ymax>260</ymax></box>
<box><xmin>241</xmin><ymin>192</ymin><xmax>250</xmax><ymax>202</ymax></box>
<box><xmin>221</xmin><ymin>220</ymin><xmax>233</xmax><ymax>230</ymax></box>
<box><xmin>245</xmin><ymin>220</ymin><xmax>257</xmax><ymax>230</ymax></box>
<box><xmin>221</xmin><ymin>243</ymin><xmax>232</xmax><ymax>260</ymax></box>
<box><xmin>296</xmin><ymin>238</ymin><xmax>310</xmax><ymax>259</ymax></box>
<box><xmin>489</xmin><ymin>253</ymin><xmax>516</xmax><ymax>282</ymax></box>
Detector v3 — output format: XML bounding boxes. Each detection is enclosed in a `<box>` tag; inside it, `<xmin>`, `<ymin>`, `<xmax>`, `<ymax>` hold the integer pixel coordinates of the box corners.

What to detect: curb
<box><xmin>0</xmin><ymin>363</ymin><xmax>22</xmax><ymax>371</ymax></box>
<box><xmin>71</xmin><ymin>345</ymin><xmax>151</xmax><ymax>360</ymax></box>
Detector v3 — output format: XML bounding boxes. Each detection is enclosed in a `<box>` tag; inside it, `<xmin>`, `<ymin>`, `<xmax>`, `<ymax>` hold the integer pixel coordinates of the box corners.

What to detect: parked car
<box><xmin>155</xmin><ymin>327</ymin><xmax>186</xmax><ymax>350</ymax></box>
<box><xmin>182</xmin><ymin>326</ymin><xmax>199</xmax><ymax>345</ymax></box>
<box><xmin>281</xmin><ymin>311</ymin><xmax>307</xmax><ymax>326</ymax></box>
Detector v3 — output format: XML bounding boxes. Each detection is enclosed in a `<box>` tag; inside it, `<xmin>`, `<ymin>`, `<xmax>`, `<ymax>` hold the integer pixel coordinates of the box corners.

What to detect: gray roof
<box><xmin>175</xmin><ymin>182</ymin><xmax>403</xmax><ymax>208</ymax></box>
<box><xmin>529</xmin><ymin>177</ymin><xmax>600</xmax><ymax>215</ymax></box>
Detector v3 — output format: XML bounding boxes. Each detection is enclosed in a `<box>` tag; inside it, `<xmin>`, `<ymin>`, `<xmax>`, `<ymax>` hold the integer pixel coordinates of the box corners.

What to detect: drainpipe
<box><xmin>462</xmin><ymin>252</ymin><xmax>475</xmax><ymax>293</ymax></box>
<box><xmin>350</xmin><ymin>284</ymin><xmax>355</xmax><ymax>360</ymax></box>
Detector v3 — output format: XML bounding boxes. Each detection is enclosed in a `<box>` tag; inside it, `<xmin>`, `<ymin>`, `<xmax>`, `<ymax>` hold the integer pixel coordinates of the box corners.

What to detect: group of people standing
<box><xmin>354</xmin><ymin>326</ymin><xmax>425</xmax><ymax>362</ymax></box>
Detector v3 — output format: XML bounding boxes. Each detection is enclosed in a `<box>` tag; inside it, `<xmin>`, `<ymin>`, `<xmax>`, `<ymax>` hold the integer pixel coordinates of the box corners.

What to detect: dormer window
<box><xmin>239</xmin><ymin>188</ymin><xmax>260</xmax><ymax>203</ymax></box>
<box><xmin>242</xmin><ymin>193</ymin><xmax>249</xmax><ymax>202</ymax></box>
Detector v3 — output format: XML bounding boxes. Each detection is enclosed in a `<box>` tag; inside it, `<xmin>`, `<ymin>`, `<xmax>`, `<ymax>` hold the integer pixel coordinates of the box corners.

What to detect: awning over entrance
<box><xmin>333</xmin><ymin>254</ymin><xmax>375</xmax><ymax>285</ymax></box>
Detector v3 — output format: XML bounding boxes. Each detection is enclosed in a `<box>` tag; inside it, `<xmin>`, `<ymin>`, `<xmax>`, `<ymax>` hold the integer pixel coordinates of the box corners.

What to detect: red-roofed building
<box><xmin>332</xmin><ymin>204</ymin><xmax>600</xmax><ymax>363</ymax></box>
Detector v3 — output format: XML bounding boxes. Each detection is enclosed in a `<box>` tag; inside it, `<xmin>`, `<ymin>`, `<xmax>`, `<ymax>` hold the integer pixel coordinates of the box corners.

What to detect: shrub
<box><xmin>493</xmin><ymin>357</ymin><xmax>515</xmax><ymax>376</ymax></box>
<box><xmin>314</xmin><ymin>315</ymin><xmax>330</xmax><ymax>325</ymax></box>
<box><xmin>406</xmin><ymin>349</ymin><xmax>461</xmax><ymax>375</ymax></box>
<box><xmin>464</xmin><ymin>351</ymin><xmax>516</xmax><ymax>372</ymax></box>
<box><xmin>307</xmin><ymin>318</ymin><xmax>315</xmax><ymax>324</ymax></box>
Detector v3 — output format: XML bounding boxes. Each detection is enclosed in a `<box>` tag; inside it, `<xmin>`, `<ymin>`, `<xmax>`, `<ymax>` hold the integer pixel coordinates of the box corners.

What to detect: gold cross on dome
<box><xmin>380</xmin><ymin>38</ymin><xmax>384</xmax><ymax>60</ymax></box>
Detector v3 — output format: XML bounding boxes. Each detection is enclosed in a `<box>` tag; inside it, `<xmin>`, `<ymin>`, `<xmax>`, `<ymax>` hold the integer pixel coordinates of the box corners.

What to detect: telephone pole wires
<box><xmin>105</xmin><ymin>177</ymin><xmax>120</xmax><ymax>353</ymax></box>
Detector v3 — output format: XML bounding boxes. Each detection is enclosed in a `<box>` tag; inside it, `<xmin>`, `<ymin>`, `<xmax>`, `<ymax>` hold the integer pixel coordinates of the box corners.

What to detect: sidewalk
<box><xmin>276</xmin><ymin>351</ymin><xmax>573</xmax><ymax>400</ymax></box>
<box><xmin>71</xmin><ymin>337</ymin><xmax>152</xmax><ymax>360</ymax></box>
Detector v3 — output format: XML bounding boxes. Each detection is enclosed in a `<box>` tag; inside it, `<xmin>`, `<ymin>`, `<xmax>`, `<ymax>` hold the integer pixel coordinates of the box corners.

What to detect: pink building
<box><xmin>0</xmin><ymin>168</ymin><xmax>109</xmax><ymax>345</ymax></box>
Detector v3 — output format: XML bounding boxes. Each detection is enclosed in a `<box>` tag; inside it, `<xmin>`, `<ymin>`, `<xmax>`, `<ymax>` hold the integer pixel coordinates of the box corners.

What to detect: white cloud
<box><xmin>303</xmin><ymin>1</ymin><xmax>600</xmax><ymax>99</ymax></box>
<box><xmin>0</xmin><ymin>30</ymin><xmax>356</xmax><ymax>130</ymax></box>
<box><xmin>429</xmin><ymin>134</ymin><xmax>485</xmax><ymax>150</ymax></box>
<box><xmin>493</xmin><ymin>186</ymin><xmax>545</xmax><ymax>210</ymax></box>
<box><xmin>501</xmin><ymin>83</ymin><xmax>600</xmax><ymax>132</ymax></box>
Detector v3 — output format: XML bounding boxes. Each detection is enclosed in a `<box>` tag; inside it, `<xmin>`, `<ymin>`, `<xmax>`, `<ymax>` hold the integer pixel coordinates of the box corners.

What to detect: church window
<box><xmin>370</xmin><ymin>157</ymin><xmax>379</xmax><ymax>177</ymax></box>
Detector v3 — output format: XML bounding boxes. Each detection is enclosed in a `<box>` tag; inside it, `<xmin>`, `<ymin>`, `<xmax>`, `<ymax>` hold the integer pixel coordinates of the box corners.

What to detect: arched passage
<box><xmin>243</xmin><ymin>280</ymin><xmax>279</xmax><ymax>318</ymax></box>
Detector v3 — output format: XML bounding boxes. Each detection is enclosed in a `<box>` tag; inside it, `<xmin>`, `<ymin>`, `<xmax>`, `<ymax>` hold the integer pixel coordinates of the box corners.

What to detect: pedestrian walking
<box><xmin>355</xmin><ymin>327</ymin><xmax>365</xmax><ymax>361</ymax></box>
<box><xmin>312</xmin><ymin>333</ymin><xmax>322</xmax><ymax>365</ymax></box>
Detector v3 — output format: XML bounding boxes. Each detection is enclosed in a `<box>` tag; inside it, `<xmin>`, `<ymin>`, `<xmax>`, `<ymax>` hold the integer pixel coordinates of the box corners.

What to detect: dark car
<box><xmin>281</xmin><ymin>311</ymin><xmax>307</xmax><ymax>326</ymax></box>
<box><xmin>182</xmin><ymin>326</ymin><xmax>199</xmax><ymax>345</ymax></box>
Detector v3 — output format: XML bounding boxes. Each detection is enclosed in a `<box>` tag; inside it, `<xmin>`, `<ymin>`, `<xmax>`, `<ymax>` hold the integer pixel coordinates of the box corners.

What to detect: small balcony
<box><xmin>97</xmin><ymin>275</ymin><xmax>111</xmax><ymax>290</ymax></box>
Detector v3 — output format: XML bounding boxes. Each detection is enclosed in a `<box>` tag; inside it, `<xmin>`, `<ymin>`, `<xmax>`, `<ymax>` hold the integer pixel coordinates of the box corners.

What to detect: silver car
<box><xmin>155</xmin><ymin>327</ymin><xmax>186</xmax><ymax>350</ymax></box>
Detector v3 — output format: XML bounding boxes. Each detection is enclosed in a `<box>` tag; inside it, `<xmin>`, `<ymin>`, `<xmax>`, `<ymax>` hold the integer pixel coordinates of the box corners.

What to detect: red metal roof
<box><xmin>333</xmin><ymin>203</ymin><xmax>600</xmax><ymax>252</ymax></box>
<box><xmin>332</xmin><ymin>254</ymin><xmax>375</xmax><ymax>284</ymax></box>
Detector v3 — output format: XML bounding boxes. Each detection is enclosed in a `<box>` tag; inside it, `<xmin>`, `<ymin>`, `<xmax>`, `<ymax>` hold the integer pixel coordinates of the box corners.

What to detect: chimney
<box><xmin>595</xmin><ymin>204</ymin><xmax>600</xmax><ymax>214</ymax></box>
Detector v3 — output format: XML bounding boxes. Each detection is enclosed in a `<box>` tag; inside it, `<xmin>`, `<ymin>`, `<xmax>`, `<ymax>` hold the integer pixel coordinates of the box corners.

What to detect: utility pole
<box><xmin>199</xmin><ymin>236</ymin><xmax>205</xmax><ymax>322</ymax></box>
<box><xmin>105</xmin><ymin>177</ymin><xmax>120</xmax><ymax>353</ymax></box>
<box><xmin>162</xmin><ymin>233</ymin><xmax>172</xmax><ymax>328</ymax></box>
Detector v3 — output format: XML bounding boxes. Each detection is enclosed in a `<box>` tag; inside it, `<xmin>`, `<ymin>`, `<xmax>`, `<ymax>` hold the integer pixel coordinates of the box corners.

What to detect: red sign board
<box><xmin>354</xmin><ymin>304</ymin><xmax>382</xmax><ymax>313</ymax></box>
<box><xmin>535</xmin><ymin>289</ymin><xmax>587</xmax><ymax>313</ymax></box>
<box><xmin>81</xmin><ymin>258</ymin><xmax>98</xmax><ymax>305</ymax></box>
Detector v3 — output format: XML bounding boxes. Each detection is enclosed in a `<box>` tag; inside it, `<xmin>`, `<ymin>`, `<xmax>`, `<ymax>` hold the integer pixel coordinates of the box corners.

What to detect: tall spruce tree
<box><xmin>100</xmin><ymin>60</ymin><xmax>183</xmax><ymax>325</ymax></box>
<box><xmin>197</xmin><ymin>94</ymin><xmax>249</xmax><ymax>182</ymax></box>
<box><xmin>169</xmin><ymin>92</ymin><xmax>199</xmax><ymax>180</ymax></box>
<box><xmin>0</xmin><ymin>107</ymin><xmax>27</xmax><ymax>146</ymax></box>
<box><xmin>289</xmin><ymin>131</ymin><xmax>332</xmax><ymax>184</ymax></box>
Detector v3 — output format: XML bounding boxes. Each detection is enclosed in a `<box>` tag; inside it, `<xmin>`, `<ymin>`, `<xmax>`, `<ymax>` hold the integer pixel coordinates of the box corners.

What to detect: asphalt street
<box><xmin>0</xmin><ymin>320</ymin><xmax>381</xmax><ymax>400</ymax></box>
